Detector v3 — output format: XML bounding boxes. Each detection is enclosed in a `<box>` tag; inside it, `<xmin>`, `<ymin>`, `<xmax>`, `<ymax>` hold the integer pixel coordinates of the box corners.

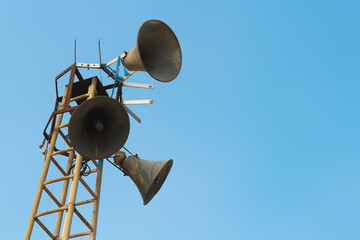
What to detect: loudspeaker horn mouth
<box><xmin>121</xmin><ymin>156</ymin><xmax>173</xmax><ymax>205</ymax></box>
<box><xmin>143</xmin><ymin>159</ymin><xmax>173</xmax><ymax>205</ymax></box>
<box><xmin>68</xmin><ymin>96</ymin><xmax>130</xmax><ymax>159</ymax></box>
<box><xmin>123</xmin><ymin>19</ymin><xmax>182</xmax><ymax>83</ymax></box>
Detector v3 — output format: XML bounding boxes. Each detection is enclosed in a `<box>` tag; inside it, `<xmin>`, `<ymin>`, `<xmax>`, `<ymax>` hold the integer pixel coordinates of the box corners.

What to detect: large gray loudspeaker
<box><xmin>123</xmin><ymin>19</ymin><xmax>182</xmax><ymax>82</ymax></box>
<box><xmin>120</xmin><ymin>156</ymin><xmax>173</xmax><ymax>205</ymax></box>
<box><xmin>68</xmin><ymin>96</ymin><xmax>130</xmax><ymax>159</ymax></box>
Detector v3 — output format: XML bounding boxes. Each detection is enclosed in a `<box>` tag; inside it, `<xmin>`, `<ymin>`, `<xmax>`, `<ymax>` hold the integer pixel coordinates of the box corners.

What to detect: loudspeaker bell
<box><xmin>116</xmin><ymin>154</ymin><xmax>173</xmax><ymax>205</ymax></box>
<box><xmin>123</xmin><ymin>19</ymin><xmax>182</xmax><ymax>83</ymax></box>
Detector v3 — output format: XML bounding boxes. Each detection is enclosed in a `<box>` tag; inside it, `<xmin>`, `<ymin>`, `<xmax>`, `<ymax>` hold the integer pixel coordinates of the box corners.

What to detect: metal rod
<box><xmin>35</xmin><ymin>218</ymin><xmax>55</xmax><ymax>239</ymax></box>
<box><xmin>44</xmin><ymin>175</ymin><xmax>73</xmax><ymax>185</ymax></box>
<box><xmin>63</xmin><ymin>67</ymin><xmax>76</xmax><ymax>112</ymax></box>
<box><xmin>90</xmin><ymin>159</ymin><xmax>103</xmax><ymax>240</ymax></box>
<box><xmin>24</xmin><ymin>86</ymin><xmax>70</xmax><ymax>240</ymax></box>
<box><xmin>118</xmin><ymin>70</ymin><xmax>136</xmax><ymax>81</ymax></box>
<box><xmin>81</xmin><ymin>169</ymin><xmax>98</xmax><ymax>175</ymax></box>
<box><xmin>122</xmin><ymin>99</ymin><xmax>154</xmax><ymax>105</ymax></box>
<box><xmin>122</xmin><ymin>82</ymin><xmax>154</xmax><ymax>89</ymax></box>
<box><xmin>43</xmin><ymin>185</ymin><xmax>61</xmax><ymax>206</ymax></box>
<box><xmin>122</xmin><ymin>104</ymin><xmax>141</xmax><ymax>124</ymax></box>
<box><xmin>50</xmin><ymin>157</ymin><xmax>67</xmax><ymax>176</ymax></box>
<box><xmin>98</xmin><ymin>39</ymin><xmax>102</xmax><ymax>65</ymax></box>
<box><xmin>79</xmin><ymin>178</ymin><xmax>96</xmax><ymax>199</ymax></box>
<box><xmin>35</xmin><ymin>205</ymin><xmax>68</xmax><ymax>217</ymax></box>
<box><xmin>106</xmin><ymin>54</ymin><xmax>126</xmax><ymax>67</ymax></box>
<box><xmin>74</xmin><ymin>208</ymin><xmax>93</xmax><ymax>231</ymax></box>
<box><xmin>54</xmin><ymin>151</ymin><xmax>75</xmax><ymax>238</ymax></box>
<box><xmin>75</xmin><ymin>68</ymin><xmax>84</xmax><ymax>81</ymax></box>
<box><xmin>59</xmin><ymin>123</ymin><xmax>69</xmax><ymax>128</ymax></box>
<box><xmin>60</xmin><ymin>76</ymin><xmax>98</xmax><ymax>240</ymax></box>
<box><xmin>103</xmin><ymin>81</ymin><xmax>153</xmax><ymax>89</ymax></box>
<box><xmin>91</xmin><ymin>159</ymin><xmax>98</xmax><ymax>168</ymax></box>
<box><xmin>76</xmin><ymin>63</ymin><xmax>101</xmax><ymax>69</ymax></box>
<box><xmin>59</xmin><ymin>129</ymin><xmax>72</xmax><ymax>147</ymax></box>
<box><xmin>70</xmin><ymin>93</ymin><xmax>89</xmax><ymax>102</ymax></box>
<box><xmin>75</xmin><ymin>199</ymin><xmax>95</xmax><ymax>206</ymax></box>
<box><xmin>88</xmin><ymin>77</ymin><xmax>98</xmax><ymax>98</ymax></box>
<box><xmin>52</xmin><ymin>147</ymin><xmax>74</xmax><ymax>156</ymax></box>
<box><xmin>69</xmin><ymin>231</ymin><xmax>91</xmax><ymax>238</ymax></box>
<box><xmin>60</xmin><ymin>153</ymin><xmax>83</xmax><ymax>239</ymax></box>
<box><xmin>74</xmin><ymin>39</ymin><xmax>76</xmax><ymax>63</ymax></box>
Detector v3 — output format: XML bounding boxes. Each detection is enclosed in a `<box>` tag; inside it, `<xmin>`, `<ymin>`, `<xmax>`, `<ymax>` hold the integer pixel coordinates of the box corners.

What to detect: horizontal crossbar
<box><xmin>44</xmin><ymin>175</ymin><xmax>73</xmax><ymax>185</ymax></box>
<box><xmin>69</xmin><ymin>231</ymin><xmax>91</xmax><ymax>238</ymax></box>
<box><xmin>52</xmin><ymin>147</ymin><xmax>74</xmax><ymax>156</ymax></box>
<box><xmin>35</xmin><ymin>205</ymin><xmax>68</xmax><ymax>217</ymax></box>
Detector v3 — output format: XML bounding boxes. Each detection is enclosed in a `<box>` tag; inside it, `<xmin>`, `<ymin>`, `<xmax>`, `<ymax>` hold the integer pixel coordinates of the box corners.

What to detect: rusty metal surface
<box><xmin>43</xmin><ymin>66</ymin><xmax>91</xmax><ymax>144</ymax></box>
<box><xmin>54</xmin><ymin>64</ymin><xmax>74</xmax><ymax>99</ymax></box>
<box><xmin>63</xmin><ymin>68</ymin><xmax>76</xmax><ymax>110</ymax></box>
<box><xmin>75</xmin><ymin>67</ymin><xmax>84</xmax><ymax>81</ymax></box>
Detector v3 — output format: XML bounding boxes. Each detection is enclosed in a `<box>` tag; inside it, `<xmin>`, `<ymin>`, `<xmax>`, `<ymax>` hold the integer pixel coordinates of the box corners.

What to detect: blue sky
<box><xmin>0</xmin><ymin>0</ymin><xmax>359</xmax><ymax>239</ymax></box>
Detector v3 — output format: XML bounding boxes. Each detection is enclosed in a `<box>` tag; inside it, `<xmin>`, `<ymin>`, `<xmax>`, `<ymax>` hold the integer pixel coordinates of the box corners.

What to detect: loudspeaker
<box><xmin>123</xmin><ymin>19</ymin><xmax>182</xmax><ymax>83</ymax></box>
<box><xmin>68</xmin><ymin>96</ymin><xmax>130</xmax><ymax>159</ymax></box>
<box><xmin>120</xmin><ymin>155</ymin><xmax>173</xmax><ymax>205</ymax></box>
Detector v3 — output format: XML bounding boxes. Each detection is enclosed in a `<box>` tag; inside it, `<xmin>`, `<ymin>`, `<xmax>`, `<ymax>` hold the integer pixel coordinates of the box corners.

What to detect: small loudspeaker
<box><xmin>123</xmin><ymin>19</ymin><xmax>182</xmax><ymax>83</ymax></box>
<box><xmin>68</xmin><ymin>96</ymin><xmax>130</xmax><ymax>159</ymax></box>
<box><xmin>119</xmin><ymin>155</ymin><xmax>173</xmax><ymax>205</ymax></box>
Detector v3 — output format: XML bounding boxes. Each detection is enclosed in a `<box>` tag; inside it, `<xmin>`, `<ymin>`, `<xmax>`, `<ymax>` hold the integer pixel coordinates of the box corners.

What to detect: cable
<box><xmin>81</xmin><ymin>160</ymin><xmax>91</xmax><ymax>176</ymax></box>
<box><xmin>67</xmin><ymin>159</ymin><xmax>91</xmax><ymax>176</ymax></box>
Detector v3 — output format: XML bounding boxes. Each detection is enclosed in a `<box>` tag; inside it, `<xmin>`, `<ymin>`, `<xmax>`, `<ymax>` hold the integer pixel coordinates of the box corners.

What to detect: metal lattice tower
<box><xmin>25</xmin><ymin>69</ymin><xmax>104</xmax><ymax>240</ymax></box>
<box><xmin>25</xmin><ymin>19</ymin><xmax>182</xmax><ymax>240</ymax></box>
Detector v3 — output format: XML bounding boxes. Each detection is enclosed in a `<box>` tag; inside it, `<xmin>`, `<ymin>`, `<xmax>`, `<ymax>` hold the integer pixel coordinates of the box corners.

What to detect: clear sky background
<box><xmin>0</xmin><ymin>0</ymin><xmax>359</xmax><ymax>239</ymax></box>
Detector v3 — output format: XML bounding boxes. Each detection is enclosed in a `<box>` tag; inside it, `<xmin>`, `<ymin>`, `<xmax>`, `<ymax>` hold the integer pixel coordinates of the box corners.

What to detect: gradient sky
<box><xmin>0</xmin><ymin>0</ymin><xmax>359</xmax><ymax>239</ymax></box>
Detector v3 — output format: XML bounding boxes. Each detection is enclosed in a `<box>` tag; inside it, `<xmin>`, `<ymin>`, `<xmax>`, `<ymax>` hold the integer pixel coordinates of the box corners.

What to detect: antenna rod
<box><xmin>74</xmin><ymin>39</ymin><xmax>77</xmax><ymax>63</ymax></box>
<box><xmin>98</xmin><ymin>39</ymin><xmax>102</xmax><ymax>65</ymax></box>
